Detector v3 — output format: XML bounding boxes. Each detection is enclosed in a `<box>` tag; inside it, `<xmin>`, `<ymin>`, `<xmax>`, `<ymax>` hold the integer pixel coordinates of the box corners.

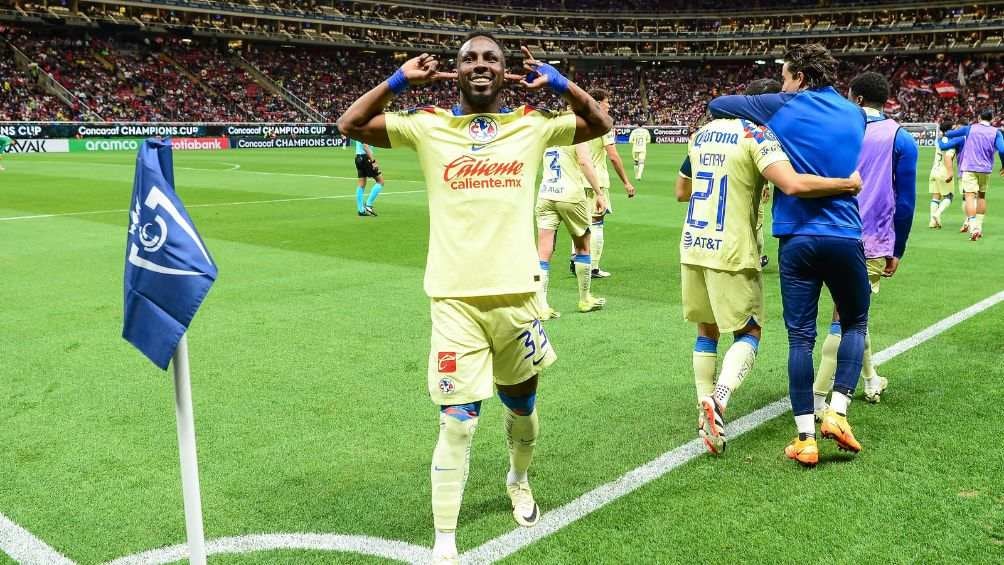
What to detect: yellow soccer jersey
<box><xmin>386</xmin><ymin>105</ymin><xmax>577</xmax><ymax>298</ymax></box>
<box><xmin>629</xmin><ymin>127</ymin><xmax>651</xmax><ymax>151</ymax></box>
<box><xmin>586</xmin><ymin>130</ymin><xmax>615</xmax><ymax>188</ymax></box>
<box><xmin>680</xmin><ymin>119</ymin><xmax>788</xmax><ymax>271</ymax></box>
<box><xmin>539</xmin><ymin>145</ymin><xmax>587</xmax><ymax>203</ymax></box>
<box><xmin>931</xmin><ymin>144</ymin><xmax>955</xmax><ymax>179</ymax></box>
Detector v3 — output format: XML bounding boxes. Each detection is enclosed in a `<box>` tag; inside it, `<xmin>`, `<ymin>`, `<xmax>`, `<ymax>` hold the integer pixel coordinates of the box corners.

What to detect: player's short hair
<box><xmin>747</xmin><ymin>78</ymin><xmax>781</xmax><ymax>95</ymax></box>
<box><xmin>460</xmin><ymin>31</ymin><xmax>503</xmax><ymax>55</ymax></box>
<box><xmin>783</xmin><ymin>44</ymin><xmax>838</xmax><ymax>88</ymax></box>
<box><xmin>980</xmin><ymin>107</ymin><xmax>994</xmax><ymax>122</ymax></box>
<box><xmin>589</xmin><ymin>88</ymin><xmax>611</xmax><ymax>102</ymax></box>
<box><xmin>939</xmin><ymin>119</ymin><xmax>955</xmax><ymax>134</ymax></box>
<box><xmin>849</xmin><ymin>72</ymin><xmax>890</xmax><ymax>108</ymax></box>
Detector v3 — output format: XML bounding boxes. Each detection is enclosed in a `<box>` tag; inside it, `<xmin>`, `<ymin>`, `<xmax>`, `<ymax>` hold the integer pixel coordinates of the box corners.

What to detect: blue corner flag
<box><xmin>123</xmin><ymin>138</ymin><xmax>217</xmax><ymax>370</ymax></box>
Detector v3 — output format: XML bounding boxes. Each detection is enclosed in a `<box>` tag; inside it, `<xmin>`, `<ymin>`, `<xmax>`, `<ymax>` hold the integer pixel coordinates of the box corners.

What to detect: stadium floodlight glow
<box><xmin>755</xmin><ymin>59</ymin><xmax>767</xmax><ymax>65</ymax></box>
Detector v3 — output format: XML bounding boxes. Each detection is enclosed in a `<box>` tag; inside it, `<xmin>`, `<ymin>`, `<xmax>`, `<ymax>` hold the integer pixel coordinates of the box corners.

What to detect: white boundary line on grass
<box><xmin>0</xmin><ymin>190</ymin><xmax>427</xmax><ymax>222</ymax></box>
<box><xmin>2</xmin><ymin>290</ymin><xmax>1002</xmax><ymax>565</ymax></box>
<box><xmin>0</xmin><ymin>513</ymin><xmax>76</xmax><ymax>565</ymax></box>
<box><xmin>17</xmin><ymin>159</ymin><xmax>427</xmax><ymax>183</ymax></box>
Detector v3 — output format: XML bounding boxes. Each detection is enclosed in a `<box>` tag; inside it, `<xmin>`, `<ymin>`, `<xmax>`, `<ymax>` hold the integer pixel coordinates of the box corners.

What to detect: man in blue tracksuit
<box><xmin>707</xmin><ymin>43</ymin><xmax>868</xmax><ymax>467</ymax></box>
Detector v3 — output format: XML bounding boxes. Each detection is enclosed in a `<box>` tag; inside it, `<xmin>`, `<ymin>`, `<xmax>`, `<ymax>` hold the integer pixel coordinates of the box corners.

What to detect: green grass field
<box><xmin>1</xmin><ymin>143</ymin><xmax>1002</xmax><ymax>564</ymax></box>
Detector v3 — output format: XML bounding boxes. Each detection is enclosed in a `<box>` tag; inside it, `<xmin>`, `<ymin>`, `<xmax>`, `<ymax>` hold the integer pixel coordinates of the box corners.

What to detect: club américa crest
<box><xmin>468</xmin><ymin>116</ymin><xmax>499</xmax><ymax>143</ymax></box>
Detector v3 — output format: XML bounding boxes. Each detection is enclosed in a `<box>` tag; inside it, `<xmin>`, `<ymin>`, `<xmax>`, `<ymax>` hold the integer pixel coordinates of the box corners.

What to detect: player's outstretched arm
<box><xmin>337</xmin><ymin>54</ymin><xmax>456</xmax><ymax>148</ymax></box>
<box><xmin>516</xmin><ymin>47</ymin><xmax>611</xmax><ymax>143</ymax></box>
<box><xmin>943</xmin><ymin>125</ymin><xmax>969</xmax><ymax>139</ymax></box>
<box><xmin>763</xmin><ymin>161</ymin><xmax>861</xmax><ymax>198</ymax></box>
<box><xmin>604</xmin><ymin>143</ymin><xmax>636</xmax><ymax>197</ymax></box>
<box><xmin>707</xmin><ymin>93</ymin><xmax>790</xmax><ymax>125</ymax></box>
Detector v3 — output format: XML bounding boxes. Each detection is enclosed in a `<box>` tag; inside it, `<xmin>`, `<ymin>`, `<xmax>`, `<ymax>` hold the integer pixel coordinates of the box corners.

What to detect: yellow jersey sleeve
<box><xmin>543</xmin><ymin>111</ymin><xmax>577</xmax><ymax>148</ymax></box>
<box><xmin>749</xmin><ymin>126</ymin><xmax>789</xmax><ymax>173</ymax></box>
<box><xmin>602</xmin><ymin>130</ymin><xmax>616</xmax><ymax>147</ymax></box>
<box><xmin>385</xmin><ymin>109</ymin><xmax>426</xmax><ymax>150</ymax></box>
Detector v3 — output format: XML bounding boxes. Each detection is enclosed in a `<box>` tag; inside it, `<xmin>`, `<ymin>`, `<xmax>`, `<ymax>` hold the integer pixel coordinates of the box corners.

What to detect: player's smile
<box><xmin>457</xmin><ymin>35</ymin><xmax>505</xmax><ymax>111</ymax></box>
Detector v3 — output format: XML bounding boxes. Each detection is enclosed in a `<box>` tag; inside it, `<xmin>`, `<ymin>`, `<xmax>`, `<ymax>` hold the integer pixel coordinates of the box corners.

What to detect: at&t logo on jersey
<box><xmin>468</xmin><ymin>116</ymin><xmax>499</xmax><ymax>143</ymax></box>
<box><xmin>682</xmin><ymin>231</ymin><xmax>694</xmax><ymax>249</ymax></box>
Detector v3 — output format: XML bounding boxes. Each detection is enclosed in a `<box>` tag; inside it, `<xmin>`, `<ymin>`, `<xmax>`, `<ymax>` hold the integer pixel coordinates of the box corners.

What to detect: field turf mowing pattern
<box><xmin>1</xmin><ymin>144</ymin><xmax>1001</xmax><ymax>564</ymax></box>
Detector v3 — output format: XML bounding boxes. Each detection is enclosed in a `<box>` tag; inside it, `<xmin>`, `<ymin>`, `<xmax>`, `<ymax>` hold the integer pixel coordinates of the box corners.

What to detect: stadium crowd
<box><xmin>0</xmin><ymin>23</ymin><xmax>1000</xmax><ymax>126</ymax></box>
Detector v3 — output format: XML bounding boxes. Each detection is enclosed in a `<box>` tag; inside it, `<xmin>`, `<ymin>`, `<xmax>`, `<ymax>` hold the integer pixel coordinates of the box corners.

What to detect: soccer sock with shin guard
<box><xmin>715</xmin><ymin>333</ymin><xmax>759</xmax><ymax>410</ymax></box>
<box><xmin>813</xmin><ymin>322</ymin><xmax>841</xmax><ymax>410</ymax></box>
<box><xmin>591</xmin><ymin>220</ymin><xmax>604</xmax><ymax>270</ymax></box>
<box><xmin>499</xmin><ymin>391</ymin><xmax>538</xmax><ymax>485</ymax></box>
<box><xmin>366</xmin><ymin>183</ymin><xmax>382</xmax><ymax>207</ymax></box>
<box><xmin>693</xmin><ymin>336</ymin><xmax>718</xmax><ymax>400</ymax></box>
<box><xmin>431</xmin><ymin>404</ymin><xmax>479</xmax><ymax>532</ymax></box>
<box><xmin>356</xmin><ymin>187</ymin><xmax>365</xmax><ymax>213</ymax></box>
<box><xmin>573</xmin><ymin>254</ymin><xmax>591</xmax><ymax>302</ymax></box>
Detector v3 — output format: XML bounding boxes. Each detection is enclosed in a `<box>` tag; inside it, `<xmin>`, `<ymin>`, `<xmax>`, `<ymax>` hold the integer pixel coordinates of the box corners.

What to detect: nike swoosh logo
<box><xmin>532</xmin><ymin>355</ymin><xmax>547</xmax><ymax>366</ymax></box>
<box><xmin>434</xmin><ymin>466</ymin><xmax>457</xmax><ymax>472</ymax></box>
<box><xmin>521</xmin><ymin>504</ymin><xmax>539</xmax><ymax>523</ymax></box>
<box><xmin>471</xmin><ymin>144</ymin><xmax>487</xmax><ymax>151</ymax></box>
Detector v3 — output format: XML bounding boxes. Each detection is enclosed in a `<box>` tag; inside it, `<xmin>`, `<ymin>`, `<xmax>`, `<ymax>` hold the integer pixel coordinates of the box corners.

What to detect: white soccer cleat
<box><xmin>506</xmin><ymin>481</ymin><xmax>541</xmax><ymax>527</ymax></box>
<box><xmin>590</xmin><ymin>268</ymin><xmax>611</xmax><ymax>279</ymax></box>
<box><xmin>863</xmin><ymin>376</ymin><xmax>889</xmax><ymax>404</ymax></box>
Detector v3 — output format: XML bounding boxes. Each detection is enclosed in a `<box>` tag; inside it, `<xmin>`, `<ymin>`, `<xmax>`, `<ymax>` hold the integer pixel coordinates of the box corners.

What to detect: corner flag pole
<box><xmin>172</xmin><ymin>333</ymin><xmax>208</xmax><ymax>565</ymax></box>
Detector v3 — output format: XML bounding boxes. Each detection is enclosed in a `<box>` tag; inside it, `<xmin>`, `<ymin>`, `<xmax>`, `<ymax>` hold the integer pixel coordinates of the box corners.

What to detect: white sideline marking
<box><xmin>0</xmin><ymin>190</ymin><xmax>426</xmax><ymax>222</ymax></box>
<box><xmin>462</xmin><ymin>289</ymin><xmax>1004</xmax><ymax>564</ymax></box>
<box><xmin>20</xmin><ymin>159</ymin><xmax>425</xmax><ymax>183</ymax></box>
<box><xmin>102</xmin><ymin>534</ymin><xmax>433</xmax><ymax>565</ymax></box>
<box><xmin>0</xmin><ymin>513</ymin><xmax>75</xmax><ymax>565</ymax></box>
<box><xmin>4</xmin><ymin>291</ymin><xmax>1002</xmax><ymax>565</ymax></box>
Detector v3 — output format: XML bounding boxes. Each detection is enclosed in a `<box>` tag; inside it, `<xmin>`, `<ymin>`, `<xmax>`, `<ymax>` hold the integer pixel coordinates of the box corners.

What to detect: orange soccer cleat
<box><xmin>784</xmin><ymin>436</ymin><xmax>819</xmax><ymax>467</ymax></box>
<box><xmin>820</xmin><ymin>409</ymin><xmax>862</xmax><ymax>453</ymax></box>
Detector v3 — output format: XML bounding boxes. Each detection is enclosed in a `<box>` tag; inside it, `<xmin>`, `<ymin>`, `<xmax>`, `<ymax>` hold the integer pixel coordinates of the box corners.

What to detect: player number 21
<box><xmin>686</xmin><ymin>171</ymin><xmax>728</xmax><ymax>232</ymax></box>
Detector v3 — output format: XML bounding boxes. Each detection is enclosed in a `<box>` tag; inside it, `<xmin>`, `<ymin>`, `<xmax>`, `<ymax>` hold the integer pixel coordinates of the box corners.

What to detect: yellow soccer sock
<box><xmin>937</xmin><ymin>196</ymin><xmax>952</xmax><ymax>218</ymax></box>
<box><xmin>929</xmin><ymin>198</ymin><xmax>940</xmax><ymax>221</ymax></box>
<box><xmin>692</xmin><ymin>336</ymin><xmax>718</xmax><ymax>399</ymax></box>
<box><xmin>860</xmin><ymin>331</ymin><xmax>878</xmax><ymax>382</ymax></box>
<box><xmin>431</xmin><ymin>407</ymin><xmax>478</xmax><ymax>531</ymax></box>
<box><xmin>573</xmin><ymin>255</ymin><xmax>591</xmax><ymax>303</ymax></box>
<box><xmin>813</xmin><ymin>323</ymin><xmax>842</xmax><ymax>405</ymax></box>
<box><xmin>538</xmin><ymin>261</ymin><xmax>551</xmax><ymax>311</ymax></box>
<box><xmin>715</xmin><ymin>335</ymin><xmax>759</xmax><ymax>409</ymax></box>
<box><xmin>975</xmin><ymin>213</ymin><xmax>985</xmax><ymax>232</ymax></box>
<box><xmin>503</xmin><ymin>405</ymin><xmax>538</xmax><ymax>484</ymax></box>
<box><xmin>591</xmin><ymin>221</ymin><xmax>604</xmax><ymax>270</ymax></box>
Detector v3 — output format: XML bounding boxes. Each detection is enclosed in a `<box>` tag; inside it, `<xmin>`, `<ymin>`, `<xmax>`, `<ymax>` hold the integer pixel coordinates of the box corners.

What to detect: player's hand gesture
<box><xmin>400</xmin><ymin>54</ymin><xmax>456</xmax><ymax>86</ymax></box>
<box><xmin>517</xmin><ymin>46</ymin><xmax>549</xmax><ymax>90</ymax></box>
<box><xmin>624</xmin><ymin>182</ymin><xmax>636</xmax><ymax>198</ymax></box>
<box><xmin>882</xmin><ymin>256</ymin><xmax>900</xmax><ymax>278</ymax></box>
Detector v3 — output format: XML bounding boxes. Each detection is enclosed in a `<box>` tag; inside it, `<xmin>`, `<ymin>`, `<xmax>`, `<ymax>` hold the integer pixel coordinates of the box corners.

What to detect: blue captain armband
<box><xmin>526</xmin><ymin>63</ymin><xmax>569</xmax><ymax>95</ymax></box>
<box><xmin>387</xmin><ymin>68</ymin><xmax>409</xmax><ymax>95</ymax></box>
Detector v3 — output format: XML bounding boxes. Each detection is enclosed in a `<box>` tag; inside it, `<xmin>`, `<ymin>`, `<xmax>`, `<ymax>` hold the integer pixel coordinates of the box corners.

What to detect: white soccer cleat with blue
<box><xmin>507</xmin><ymin>480</ymin><xmax>541</xmax><ymax>527</ymax></box>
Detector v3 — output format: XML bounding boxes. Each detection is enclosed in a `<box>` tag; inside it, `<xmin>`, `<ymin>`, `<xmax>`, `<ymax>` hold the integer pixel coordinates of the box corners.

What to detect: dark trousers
<box><xmin>779</xmin><ymin>235</ymin><xmax>871</xmax><ymax>416</ymax></box>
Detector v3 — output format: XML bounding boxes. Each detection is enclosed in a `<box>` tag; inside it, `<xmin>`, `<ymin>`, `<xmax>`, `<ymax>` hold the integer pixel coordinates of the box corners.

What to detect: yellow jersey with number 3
<box><xmin>386</xmin><ymin>105</ymin><xmax>577</xmax><ymax>298</ymax></box>
<box><xmin>680</xmin><ymin>119</ymin><xmax>788</xmax><ymax>272</ymax></box>
<box><xmin>539</xmin><ymin>145</ymin><xmax>587</xmax><ymax>203</ymax></box>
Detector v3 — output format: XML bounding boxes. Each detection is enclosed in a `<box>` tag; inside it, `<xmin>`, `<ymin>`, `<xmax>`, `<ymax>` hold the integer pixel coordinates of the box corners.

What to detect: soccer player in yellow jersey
<box><xmin>675</xmin><ymin>112</ymin><xmax>861</xmax><ymax>455</ymax></box>
<box><xmin>578</xmin><ymin>89</ymin><xmax>636</xmax><ymax>278</ymax></box>
<box><xmin>337</xmin><ymin>34</ymin><xmax>611</xmax><ymax>565</ymax></box>
<box><xmin>929</xmin><ymin>119</ymin><xmax>958</xmax><ymax>229</ymax></box>
<box><xmin>628</xmin><ymin>126</ymin><xmax>652</xmax><ymax>180</ymax></box>
<box><xmin>537</xmin><ymin>142</ymin><xmax>607</xmax><ymax>317</ymax></box>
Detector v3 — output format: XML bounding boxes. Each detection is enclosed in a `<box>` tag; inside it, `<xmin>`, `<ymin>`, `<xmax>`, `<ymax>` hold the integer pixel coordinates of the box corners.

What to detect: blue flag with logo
<box><xmin>123</xmin><ymin>138</ymin><xmax>217</xmax><ymax>370</ymax></box>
